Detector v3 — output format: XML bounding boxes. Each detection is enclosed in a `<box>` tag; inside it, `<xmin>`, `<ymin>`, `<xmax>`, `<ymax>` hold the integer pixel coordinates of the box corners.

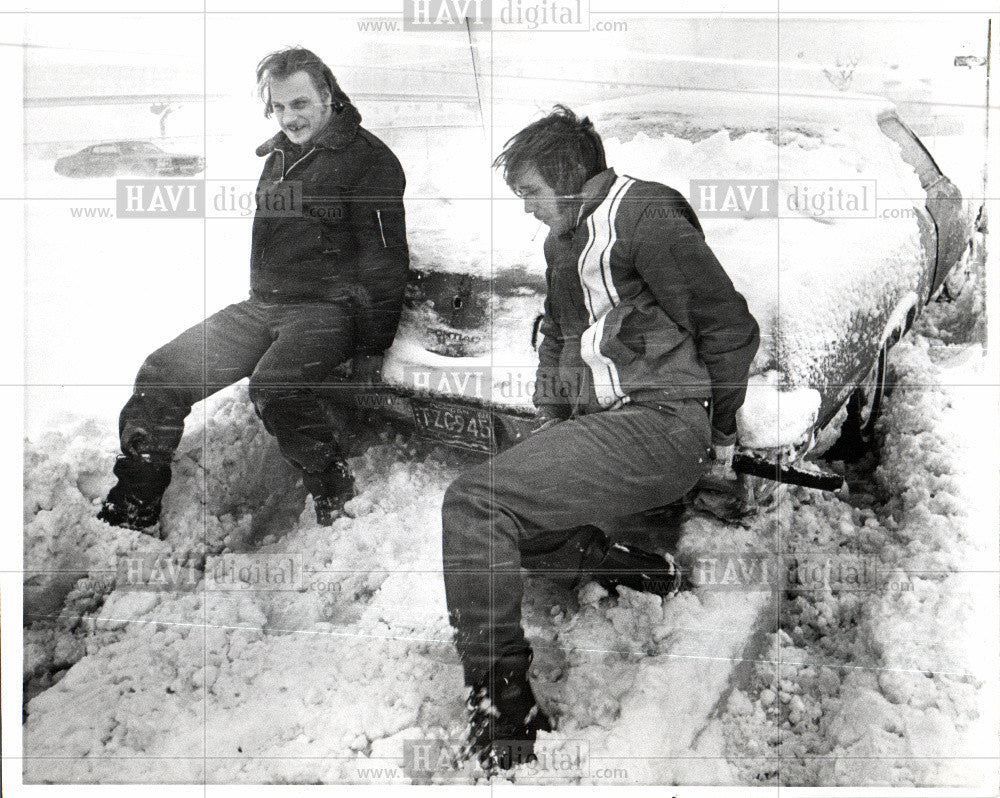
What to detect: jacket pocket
<box><xmin>582</xmin><ymin>296</ymin><xmax>702</xmax><ymax>408</ymax></box>
<box><xmin>599</xmin><ymin>304</ymin><xmax>641</xmax><ymax>363</ymax></box>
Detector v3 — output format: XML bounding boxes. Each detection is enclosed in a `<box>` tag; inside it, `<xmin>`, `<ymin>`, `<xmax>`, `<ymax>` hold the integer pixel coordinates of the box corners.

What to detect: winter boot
<box><xmin>302</xmin><ymin>459</ymin><xmax>356</xmax><ymax>526</ymax></box>
<box><xmin>97</xmin><ymin>454</ymin><xmax>172</xmax><ymax>533</ymax></box>
<box><xmin>590</xmin><ymin>541</ymin><xmax>684</xmax><ymax>598</ymax></box>
<box><xmin>464</xmin><ymin>649</ymin><xmax>553</xmax><ymax>772</ymax></box>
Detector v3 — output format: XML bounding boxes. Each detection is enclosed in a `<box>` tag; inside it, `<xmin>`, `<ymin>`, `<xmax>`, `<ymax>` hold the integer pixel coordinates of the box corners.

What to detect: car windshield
<box><xmin>122</xmin><ymin>142</ymin><xmax>162</xmax><ymax>154</ymax></box>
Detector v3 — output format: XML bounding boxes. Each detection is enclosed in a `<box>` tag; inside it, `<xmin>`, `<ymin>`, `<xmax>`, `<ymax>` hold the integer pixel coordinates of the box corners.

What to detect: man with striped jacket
<box><xmin>442</xmin><ymin>106</ymin><xmax>759</xmax><ymax>770</ymax></box>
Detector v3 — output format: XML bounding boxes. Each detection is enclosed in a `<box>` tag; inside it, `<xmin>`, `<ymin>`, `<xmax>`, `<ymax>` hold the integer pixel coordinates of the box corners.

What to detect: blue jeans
<box><xmin>118</xmin><ymin>297</ymin><xmax>356</xmax><ymax>474</ymax></box>
<box><xmin>441</xmin><ymin>399</ymin><xmax>711</xmax><ymax>685</ymax></box>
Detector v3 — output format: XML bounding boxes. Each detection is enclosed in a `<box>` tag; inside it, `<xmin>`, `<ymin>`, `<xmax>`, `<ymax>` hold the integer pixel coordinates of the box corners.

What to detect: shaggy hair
<box><xmin>255</xmin><ymin>47</ymin><xmax>351</xmax><ymax>117</ymax></box>
<box><xmin>493</xmin><ymin>105</ymin><xmax>607</xmax><ymax>196</ymax></box>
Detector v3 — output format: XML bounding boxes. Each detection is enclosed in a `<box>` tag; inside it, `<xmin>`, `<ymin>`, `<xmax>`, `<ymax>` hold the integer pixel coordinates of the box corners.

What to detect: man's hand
<box><xmin>708</xmin><ymin>443</ymin><xmax>736</xmax><ymax>481</ymax></box>
<box><xmin>352</xmin><ymin>353</ymin><xmax>383</xmax><ymax>386</ymax></box>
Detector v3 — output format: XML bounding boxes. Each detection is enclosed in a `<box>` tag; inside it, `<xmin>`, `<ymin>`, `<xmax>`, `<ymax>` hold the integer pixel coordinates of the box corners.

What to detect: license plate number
<box><xmin>411</xmin><ymin>401</ymin><xmax>494</xmax><ymax>452</ymax></box>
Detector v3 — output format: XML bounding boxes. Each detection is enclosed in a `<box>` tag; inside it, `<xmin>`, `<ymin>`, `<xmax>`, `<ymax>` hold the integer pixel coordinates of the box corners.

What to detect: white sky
<box><xmin>22</xmin><ymin>12</ymin><xmax>990</xmax><ymax>100</ymax></box>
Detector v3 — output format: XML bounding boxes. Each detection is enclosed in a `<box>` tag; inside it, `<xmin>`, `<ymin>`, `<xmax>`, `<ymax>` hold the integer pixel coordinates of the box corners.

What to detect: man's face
<box><xmin>510</xmin><ymin>165</ymin><xmax>577</xmax><ymax>236</ymax></box>
<box><xmin>267</xmin><ymin>71</ymin><xmax>332</xmax><ymax>146</ymax></box>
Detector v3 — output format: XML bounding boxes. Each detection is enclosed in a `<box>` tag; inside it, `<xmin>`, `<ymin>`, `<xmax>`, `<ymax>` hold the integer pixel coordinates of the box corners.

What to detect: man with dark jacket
<box><xmin>99</xmin><ymin>47</ymin><xmax>409</xmax><ymax>530</ymax></box>
<box><xmin>442</xmin><ymin>106</ymin><xmax>759</xmax><ymax>770</ymax></box>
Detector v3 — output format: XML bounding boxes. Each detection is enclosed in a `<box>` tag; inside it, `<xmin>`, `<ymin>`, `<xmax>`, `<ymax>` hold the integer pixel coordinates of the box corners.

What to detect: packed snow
<box><xmin>21</xmin><ymin>263</ymin><xmax>997</xmax><ymax>785</ymax></box>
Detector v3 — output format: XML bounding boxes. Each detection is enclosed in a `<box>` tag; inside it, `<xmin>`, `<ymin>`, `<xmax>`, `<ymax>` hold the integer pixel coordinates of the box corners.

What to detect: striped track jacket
<box><xmin>533</xmin><ymin>168</ymin><xmax>760</xmax><ymax>445</ymax></box>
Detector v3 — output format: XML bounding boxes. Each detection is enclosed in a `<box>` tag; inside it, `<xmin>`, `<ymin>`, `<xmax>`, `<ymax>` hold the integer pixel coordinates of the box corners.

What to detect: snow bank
<box><xmin>720</xmin><ymin>331</ymin><xmax>998</xmax><ymax>788</ymax></box>
<box><xmin>23</xmin><ymin>391</ymin><xmax>468</xmax><ymax>783</ymax></box>
<box><xmin>23</xmin><ymin>314</ymin><xmax>995</xmax><ymax>785</ymax></box>
<box><xmin>21</xmin><ymin>388</ymin><xmax>781</xmax><ymax>785</ymax></box>
<box><xmin>819</xmin><ymin>339</ymin><xmax>998</xmax><ymax>787</ymax></box>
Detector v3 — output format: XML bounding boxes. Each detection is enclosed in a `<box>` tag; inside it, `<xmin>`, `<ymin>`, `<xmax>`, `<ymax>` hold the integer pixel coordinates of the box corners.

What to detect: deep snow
<box><xmin>723</xmin><ymin>290</ymin><xmax>997</xmax><ymax>787</ymax></box>
<box><xmin>21</xmin><ymin>267</ymin><xmax>998</xmax><ymax>785</ymax></box>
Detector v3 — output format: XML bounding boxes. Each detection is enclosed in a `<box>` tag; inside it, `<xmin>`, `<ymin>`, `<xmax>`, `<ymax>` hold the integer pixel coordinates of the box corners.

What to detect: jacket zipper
<box><xmin>376</xmin><ymin>209</ymin><xmax>388</xmax><ymax>247</ymax></box>
<box><xmin>274</xmin><ymin>146</ymin><xmax>318</xmax><ymax>182</ymax></box>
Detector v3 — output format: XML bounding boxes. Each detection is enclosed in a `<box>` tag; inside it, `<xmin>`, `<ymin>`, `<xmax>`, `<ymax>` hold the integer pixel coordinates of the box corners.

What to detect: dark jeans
<box><xmin>119</xmin><ymin>297</ymin><xmax>355</xmax><ymax>475</ymax></box>
<box><xmin>441</xmin><ymin>399</ymin><xmax>711</xmax><ymax>686</ymax></box>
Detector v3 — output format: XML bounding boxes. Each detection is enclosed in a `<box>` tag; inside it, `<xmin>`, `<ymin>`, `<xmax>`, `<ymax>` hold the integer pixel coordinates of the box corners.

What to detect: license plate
<box><xmin>411</xmin><ymin>400</ymin><xmax>495</xmax><ymax>452</ymax></box>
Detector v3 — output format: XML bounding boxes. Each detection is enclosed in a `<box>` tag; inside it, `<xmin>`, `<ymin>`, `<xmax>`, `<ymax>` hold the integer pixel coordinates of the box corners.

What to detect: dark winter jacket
<box><xmin>251</xmin><ymin>104</ymin><xmax>409</xmax><ymax>354</ymax></box>
<box><xmin>533</xmin><ymin>168</ymin><xmax>759</xmax><ymax>445</ymax></box>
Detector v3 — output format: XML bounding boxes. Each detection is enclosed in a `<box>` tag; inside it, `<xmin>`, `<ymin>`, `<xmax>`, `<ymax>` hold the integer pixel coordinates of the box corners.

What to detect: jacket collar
<box><xmin>571</xmin><ymin>167</ymin><xmax>618</xmax><ymax>231</ymax></box>
<box><xmin>255</xmin><ymin>103</ymin><xmax>362</xmax><ymax>158</ymax></box>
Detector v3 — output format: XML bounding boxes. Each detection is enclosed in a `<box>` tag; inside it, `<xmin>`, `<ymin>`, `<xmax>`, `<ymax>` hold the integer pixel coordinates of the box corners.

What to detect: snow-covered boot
<box><xmin>590</xmin><ymin>541</ymin><xmax>684</xmax><ymax>598</ymax></box>
<box><xmin>303</xmin><ymin>459</ymin><xmax>356</xmax><ymax>526</ymax></box>
<box><xmin>97</xmin><ymin>454</ymin><xmax>172</xmax><ymax>533</ymax></box>
<box><xmin>464</xmin><ymin>649</ymin><xmax>553</xmax><ymax>772</ymax></box>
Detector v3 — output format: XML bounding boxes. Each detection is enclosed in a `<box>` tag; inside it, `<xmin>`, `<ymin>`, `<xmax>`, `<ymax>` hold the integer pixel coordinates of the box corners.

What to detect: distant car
<box><xmin>54</xmin><ymin>140</ymin><xmax>205</xmax><ymax>178</ymax></box>
<box><xmin>320</xmin><ymin>92</ymin><xmax>985</xmax><ymax>507</ymax></box>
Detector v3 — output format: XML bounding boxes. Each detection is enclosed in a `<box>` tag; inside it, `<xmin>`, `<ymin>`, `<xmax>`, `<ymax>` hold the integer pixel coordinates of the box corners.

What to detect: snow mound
<box><xmin>23</xmin><ymin>390</ymin><xmax>784</xmax><ymax>785</ymax></box>
<box><xmin>722</xmin><ymin>333</ymin><xmax>998</xmax><ymax>788</ymax></box>
<box><xmin>22</xmin><ymin>294</ymin><xmax>994</xmax><ymax>787</ymax></box>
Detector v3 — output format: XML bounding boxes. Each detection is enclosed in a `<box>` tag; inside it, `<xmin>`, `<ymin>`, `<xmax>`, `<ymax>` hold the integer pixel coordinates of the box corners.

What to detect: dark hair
<box><xmin>492</xmin><ymin>105</ymin><xmax>607</xmax><ymax>196</ymax></box>
<box><xmin>255</xmin><ymin>47</ymin><xmax>352</xmax><ymax>117</ymax></box>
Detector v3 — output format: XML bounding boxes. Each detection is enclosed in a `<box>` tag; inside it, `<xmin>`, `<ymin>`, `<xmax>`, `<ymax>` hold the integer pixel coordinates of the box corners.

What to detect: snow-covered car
<box><xmin>324</xmin><ymin>91</ymin><xmax>981</xmax><ymax>501</ymax></box>
<box><xmin>54</xmin><ymin>140</ymin><xmax>205</xmax><ymax>178</ymax></box>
